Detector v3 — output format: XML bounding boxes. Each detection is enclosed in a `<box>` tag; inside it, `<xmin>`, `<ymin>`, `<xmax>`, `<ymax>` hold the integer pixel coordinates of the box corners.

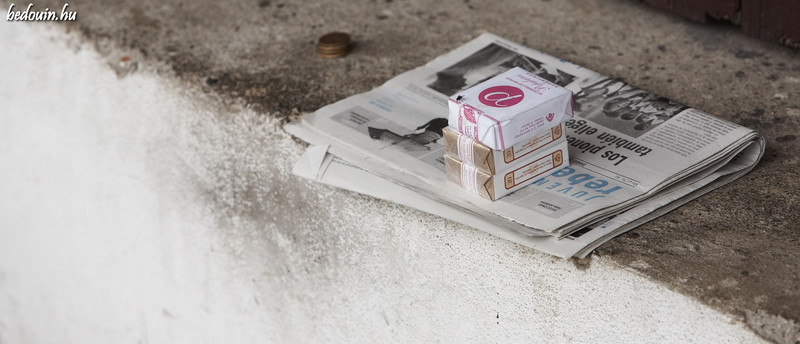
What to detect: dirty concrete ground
<box><xmin>6</xmin><ymin>0</ymin><xmax>799</xmax><ymax>341</ymax></box>
<box><xmin>6</xmin><ymin>22</ymin><xmax>765</xmax><ymax>343</ymax></box>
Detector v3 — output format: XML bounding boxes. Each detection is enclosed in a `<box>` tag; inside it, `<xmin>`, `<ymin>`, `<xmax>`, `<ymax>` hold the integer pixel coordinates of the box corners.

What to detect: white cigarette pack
<box><xmin>448</xmin><ymin>67</ymin><xmax>573</xmax><ymax>150</ymax></box>
<box><xmin>442</xmin><ymin>123</ymin><xmax>565</xmax><ymax>175</ymax></box>
<box><xmin>444</xmin><ymin>140</ymin><xmax>569</xmax><ymax>201</ymax></box>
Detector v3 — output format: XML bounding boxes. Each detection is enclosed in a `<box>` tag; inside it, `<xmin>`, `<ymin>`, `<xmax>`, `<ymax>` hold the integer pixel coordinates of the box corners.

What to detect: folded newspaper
<box><xmin>286</xmin><ymin>33</ymin><xmax>765</xmax><ymax>258</ymax></box>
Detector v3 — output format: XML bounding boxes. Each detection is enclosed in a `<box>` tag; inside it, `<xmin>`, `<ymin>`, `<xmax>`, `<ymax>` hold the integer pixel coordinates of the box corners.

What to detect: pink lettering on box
<box><xmin>478</xmin><ymin>85</ymin><xmax>525</xmax><ymax>108</ymax></box>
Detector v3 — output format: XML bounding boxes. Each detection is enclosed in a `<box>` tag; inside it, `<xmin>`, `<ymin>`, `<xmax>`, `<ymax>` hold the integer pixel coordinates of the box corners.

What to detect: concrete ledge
<box><xmin>1</xmin><ymin>0</ymin><xmax>799</xmax><ymax>342</ymax></box>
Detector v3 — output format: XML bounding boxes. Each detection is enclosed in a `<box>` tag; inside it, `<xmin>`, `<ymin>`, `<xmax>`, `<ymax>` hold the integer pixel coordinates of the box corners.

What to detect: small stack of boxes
<box><xmin>444</xmin><ymin>67</ymin><xmax>572</xmax><ymax>201</ymax></box>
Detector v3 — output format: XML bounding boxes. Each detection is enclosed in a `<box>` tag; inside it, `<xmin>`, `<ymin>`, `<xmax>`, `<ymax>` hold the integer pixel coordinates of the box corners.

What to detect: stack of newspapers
<box><xmin>286</xmin><ymin>33</ymin><xmax>765</xmax><ymax>258</ymax></box>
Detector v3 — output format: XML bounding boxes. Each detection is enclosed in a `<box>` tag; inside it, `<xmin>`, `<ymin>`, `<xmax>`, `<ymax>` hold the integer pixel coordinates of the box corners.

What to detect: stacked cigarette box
<box><xmin>444</xmin><ymin>67</ymin><xmax>572</xmax><ymax>201</ymax></box>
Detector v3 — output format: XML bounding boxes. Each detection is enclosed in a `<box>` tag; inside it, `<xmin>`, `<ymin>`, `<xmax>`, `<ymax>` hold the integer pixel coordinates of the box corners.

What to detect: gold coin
<box><xmin>316</xmin><ymin>32</ymin><xmax>351</xmax><ymax>58</ymax></box>
<box><xmin>316</xmin><ymin>47</ymin><xmax>350</xmax><ymax>57</ymax></box>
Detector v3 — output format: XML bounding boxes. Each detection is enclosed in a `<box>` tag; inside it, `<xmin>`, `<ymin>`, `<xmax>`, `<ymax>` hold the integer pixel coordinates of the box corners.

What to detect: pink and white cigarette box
<box><xmin>448</xmin><ymin>67</ymin><xmax>573</xmax><ymax>150</ymax></box>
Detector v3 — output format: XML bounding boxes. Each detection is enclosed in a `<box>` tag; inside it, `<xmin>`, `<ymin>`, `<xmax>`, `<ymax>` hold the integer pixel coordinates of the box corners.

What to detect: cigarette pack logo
<box><xmin>504</xmin><ymin>173</ymin><xmax>514</xmax><ymax>189</ymax></box>
<box><xmin>463</xmin><ymin>107</ymin><xmax>477</xmax><ymax>124</ymax></box>
<box><xmin>458</xmin><ymin>106</ymin><xmax>480</xmax><ymax>139</ymax></box>
<box><xmin>553</xmin><ymin>150</ymin><xmax>563</xmax><ymax>166</ymax></box>
<box><xmin>546</xmin><ymin>112</ymin><xmax>554</xmax><ymax>122</ymax></box>
<box><xmin>552</xmin><ymin>124</ymin><xmax>562</xmax><ymax>139</ymax></box>
<box><xmin>478</xmin><ymin>85</ymin><xmax>524</xmax><ymax>108</ymax></box>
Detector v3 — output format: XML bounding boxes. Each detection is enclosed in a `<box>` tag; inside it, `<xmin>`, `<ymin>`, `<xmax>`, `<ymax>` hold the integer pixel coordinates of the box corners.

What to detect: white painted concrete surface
<box><xmin>0</xmin><ymin>23</ymin><xmax>765</xmax><ymax>343</ymax></box>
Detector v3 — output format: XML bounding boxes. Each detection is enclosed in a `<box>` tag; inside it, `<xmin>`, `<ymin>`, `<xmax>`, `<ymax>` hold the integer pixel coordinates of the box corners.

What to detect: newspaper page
<box><xmin>292</xmin><ymin>145</ymin><xmax>594</xmax><ymax>258</ymax></box>
<box><xmin>286</xmin><ymin>33</ymin><xmax>764</xmax><ymax>243</ymax></box>
<box><xmin>291</xmin><ymin>128</ymin><xmax>760</xmax><ymax>258</ymax></box>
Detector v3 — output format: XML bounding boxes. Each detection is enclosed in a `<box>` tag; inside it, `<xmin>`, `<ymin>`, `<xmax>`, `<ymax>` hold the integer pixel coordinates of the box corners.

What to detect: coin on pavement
<box><xmin>317</xmin><ymin>32</ymin><xmax>351</xmax><ymax>58</ymax></box>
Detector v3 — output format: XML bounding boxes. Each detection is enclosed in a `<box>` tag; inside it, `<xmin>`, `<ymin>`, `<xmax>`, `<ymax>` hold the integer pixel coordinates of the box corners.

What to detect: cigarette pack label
<box><xmin>478</xmin><ymin>85</ymin><xmax>526</xmax><ymax>108</ymax></box>
<box><xmin>504</xmin><ymin>150</ymin><xmax>563</xmax><ymax>190</ymax></box>
<box><xmin>444</xmin><ymin>140</ymin><xmax>569</xmax><ymax>201</ymax></box>
<box><xmin>504</xmin><ymin>124</ymin><xmax>563</xmax><ymax>163</ymax></box>
<box><xmin>448</xmin><ymin>67</ymin><xmax>572</xmax><ymax>150</ymax></box>
<box><xmin>443</xmin><ymin>123</ymin><xmax>565</xmax><ymax>175</ymax></box>
<box><xmin>457</xmin><ymin>105</ymin><xmax>481</xmax><ymax>141</ymax></box>
<box><xmin>448</xmin><ymin>67</ymin><xmax>573</xmax><ymax>150</ymax></box>
<box><xmin>456</xmin><ymin>134</ymin><xmax>474</xmax><ymax>165</ymax></box>
<box><xmin>460</xmin><ymin>163</ymin><xmax>480</xmax><ymax>195</ymax></box>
